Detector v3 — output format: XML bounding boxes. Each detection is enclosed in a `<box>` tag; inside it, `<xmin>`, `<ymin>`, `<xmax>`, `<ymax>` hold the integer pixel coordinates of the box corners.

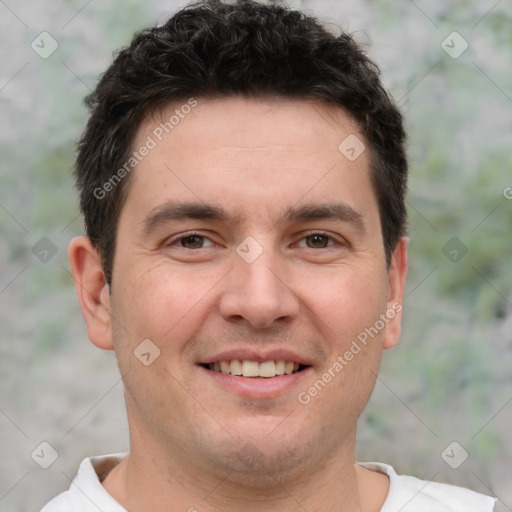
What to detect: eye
<box><xmin>167</xmin><ymin>232</ymin><xmax>215</xmax><ymax>249</ymax></box>
<box><xmin>296</xmin><ymin>232</ymin><xmax>338</xmax><ymax>249</ymax></box>
<box><xmin>165</xmin><ymin>231</ymin><xmax>343</xmax><ymax>251</ymax></box>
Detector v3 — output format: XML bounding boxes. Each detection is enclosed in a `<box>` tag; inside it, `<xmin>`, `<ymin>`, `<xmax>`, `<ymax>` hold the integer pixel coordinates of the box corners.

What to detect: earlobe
<box><xmin>382</xmin><ymin>237</ymin><xmax>409</xmax><ymax>350</ymax></box>
<box><xmin>68</xmin><ymin>236</ymin><xmax>114</xmax><ymax>351</ymax></box>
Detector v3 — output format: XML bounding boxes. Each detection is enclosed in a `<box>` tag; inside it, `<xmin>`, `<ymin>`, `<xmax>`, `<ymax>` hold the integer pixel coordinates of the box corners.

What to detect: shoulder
<box><xmin>40</xmin><ymin>453</ymin><xmax>127</xmax><ymax>512</ymax></box>
<box><xmin>358</xmin><ymin>461</ymin><xmax>497</xmax><ymax>512</ymax></box>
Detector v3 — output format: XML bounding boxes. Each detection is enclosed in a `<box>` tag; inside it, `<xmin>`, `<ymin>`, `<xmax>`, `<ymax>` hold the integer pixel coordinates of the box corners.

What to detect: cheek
<box><xmin>303</xmin><ymin>265</ymin><xmax>388</xmax><ymax>343</ymax></box>
<box><xmin>309</xmin><ymin>270</ymin><xmax>388</xmax><ymax>409</ymax></box>
<box><xmin>113</xmin><ymin>259</ymin><xmax>216</xmax><ymax>346</ymax></box>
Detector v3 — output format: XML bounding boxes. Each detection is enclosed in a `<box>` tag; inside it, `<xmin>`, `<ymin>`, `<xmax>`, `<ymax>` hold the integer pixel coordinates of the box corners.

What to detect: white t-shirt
<box><xmin>40</xmin><ymin>453</ymin><xmax>497</xmax><ymax>512</ymax></box>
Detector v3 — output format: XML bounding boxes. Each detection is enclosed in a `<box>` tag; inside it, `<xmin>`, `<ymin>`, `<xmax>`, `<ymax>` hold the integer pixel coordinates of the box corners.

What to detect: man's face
<box><xmin>106</xmin><ymin>97</ymin><xmax>406</xmax><ymax>482</ymax></box>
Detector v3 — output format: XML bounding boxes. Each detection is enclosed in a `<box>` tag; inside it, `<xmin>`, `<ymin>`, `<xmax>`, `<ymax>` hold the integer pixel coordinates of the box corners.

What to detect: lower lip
<box><xmin>198</xmin><ymin>365</ymin><xmax>313</xmax><ymax>399</ymax></box>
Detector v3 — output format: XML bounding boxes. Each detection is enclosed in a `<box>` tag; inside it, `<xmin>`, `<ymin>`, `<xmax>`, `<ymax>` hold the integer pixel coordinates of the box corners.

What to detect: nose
<box><xmin>218</xmin><ymin>247</ymin><xmax>300</xmax><ymax>329</ymax></box>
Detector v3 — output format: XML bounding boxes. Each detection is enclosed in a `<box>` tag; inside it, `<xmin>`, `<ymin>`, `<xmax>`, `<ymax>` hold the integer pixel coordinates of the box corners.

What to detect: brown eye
<box><xmin>305</xmin><ymin>234</ymin><xmax>330</xmax><ymax>248</ymax></box>
<box><xmin>180</xmin><ymin>235</ymin><xmax>205</xmax><ymax>248</ymax></box>
<box><xmin>165</xmin><ymin>232</ymin><xmax>216</xmax><ymax>250</ymax></box>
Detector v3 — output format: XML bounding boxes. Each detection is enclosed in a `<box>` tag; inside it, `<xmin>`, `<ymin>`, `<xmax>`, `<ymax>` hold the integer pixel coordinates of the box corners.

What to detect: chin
<box><xmin>196</xmin><ymin>427</ymin><xmax>318</xmax><ymax>488</ymax></box>
<box><xmin>217</xmin><ymin>446</ymin><xmax>314</xmax><ymax>488</ymax></box>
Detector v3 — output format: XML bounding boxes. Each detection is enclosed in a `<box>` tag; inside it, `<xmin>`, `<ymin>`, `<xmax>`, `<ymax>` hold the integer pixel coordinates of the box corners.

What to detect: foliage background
<box><xmin>0</xmin><ymin>0</ymin><xmax>510</xmax><ymax>510</ymax></box>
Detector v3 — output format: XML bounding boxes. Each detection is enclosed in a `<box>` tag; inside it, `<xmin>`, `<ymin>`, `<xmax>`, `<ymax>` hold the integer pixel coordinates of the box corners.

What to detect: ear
<box><xmin>68</xmin><ymin>236</ymin><xmax>114</xmax><ymax>350</ymax></box>
<box><xmin>382</xmin><ymin>237</ymin><xmax>409</xmax><ymax>350</ymax></box>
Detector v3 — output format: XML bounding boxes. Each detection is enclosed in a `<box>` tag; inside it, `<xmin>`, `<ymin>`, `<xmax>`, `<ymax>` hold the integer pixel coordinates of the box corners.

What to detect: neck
<box><xmin>103</xmin><ymin>429</ymin><xmax>370</xmax><ymax>512</ymax></box>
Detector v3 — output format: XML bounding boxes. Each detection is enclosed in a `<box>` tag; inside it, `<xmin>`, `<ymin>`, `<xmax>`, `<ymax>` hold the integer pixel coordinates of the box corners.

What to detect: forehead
<box><xmin>123</xmin><ymin>96</ymin><xmax>377</xmax><ymax>229</ymax></box>
<box><xmin>139</xmin><ymin>96</ymin><xmax>361</xmax><ymax>158</ymax></box>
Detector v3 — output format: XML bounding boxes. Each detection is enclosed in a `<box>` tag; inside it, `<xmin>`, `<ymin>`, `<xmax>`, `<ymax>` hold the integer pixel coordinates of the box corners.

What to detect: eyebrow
<box><xmin>281</xmin><ymin>203</ymin><xmax>365</xmax><ymax>231</ymax></box>
<box><xmin>140</xmin><ymin>202</ymin><xmax>241</xmax><ymax>235</ymax></box>
<box><xmin>140</xmin><ymin>200</ymin><xmax>365</xmax><ymax>236</ymax></box>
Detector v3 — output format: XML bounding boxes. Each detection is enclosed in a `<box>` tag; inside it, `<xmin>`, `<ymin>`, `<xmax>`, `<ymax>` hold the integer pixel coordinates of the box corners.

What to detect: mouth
<box><xmin>200</xmin><ymin>360</ymin><xmax>310</xmax><ymax>378</ymax></box>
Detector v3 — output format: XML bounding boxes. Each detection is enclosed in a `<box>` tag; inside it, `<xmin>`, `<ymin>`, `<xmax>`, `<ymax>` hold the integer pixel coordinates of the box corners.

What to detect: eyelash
<box><xmin>166</xmin><ymin>231</ymin><xmax>342</xmax><ymax>249</ymax></box>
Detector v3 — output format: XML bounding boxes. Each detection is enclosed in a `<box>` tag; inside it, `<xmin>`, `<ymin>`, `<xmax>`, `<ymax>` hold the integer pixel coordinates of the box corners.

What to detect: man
<box><xmin>41</xmin><ymin>1</ymin><xmax>497</xmax><ymax>510</ymax></box>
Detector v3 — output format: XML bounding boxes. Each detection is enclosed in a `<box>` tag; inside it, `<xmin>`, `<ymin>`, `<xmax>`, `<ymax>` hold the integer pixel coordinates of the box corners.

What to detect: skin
<box><xmin>69</xmin><ymin>96</ymin><xmax>408</xmax><ymax>512</ymax></box>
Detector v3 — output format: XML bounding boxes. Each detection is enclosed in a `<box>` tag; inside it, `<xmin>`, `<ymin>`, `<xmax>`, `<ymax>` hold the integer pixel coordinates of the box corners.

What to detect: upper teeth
<box><xmin>209</xmin><ymin>360</ymin><xmax>300</xmax><ymax>378</ymax></box>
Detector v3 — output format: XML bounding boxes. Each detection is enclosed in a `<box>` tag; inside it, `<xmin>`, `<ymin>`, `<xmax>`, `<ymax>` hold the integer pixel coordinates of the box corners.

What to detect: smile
<box><xmin>203</xmin><ymin>360</ymin><xmax>309</xmax><ymax>378</ymax></box>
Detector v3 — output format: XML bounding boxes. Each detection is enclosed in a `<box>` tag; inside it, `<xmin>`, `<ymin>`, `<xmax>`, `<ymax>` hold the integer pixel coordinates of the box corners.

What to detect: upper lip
<box><xmin>198</xmin><ymin>349</ymin><xmax>313</xmax><ymax>366</ymax></box>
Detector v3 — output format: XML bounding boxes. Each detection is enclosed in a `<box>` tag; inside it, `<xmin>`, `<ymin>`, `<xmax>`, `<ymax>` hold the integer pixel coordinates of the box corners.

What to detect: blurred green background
<box><xmin>0</xmin><ymin>0</ymin><xmax>510</xmax><ymax>510</ymax></box>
